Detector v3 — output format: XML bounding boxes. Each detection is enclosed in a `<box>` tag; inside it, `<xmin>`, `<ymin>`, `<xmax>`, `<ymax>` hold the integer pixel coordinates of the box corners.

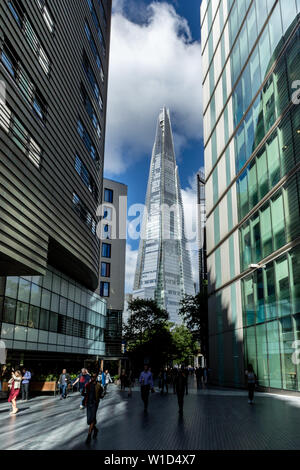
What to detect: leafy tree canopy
<box><xmin>123</xmin><ymin>298</ymin><xmax>169</xmax><ymax>345</ymax></box>
<box><xmin>169</xmin><ymin>324</ymin><xmax>198</xmax><ymax>364</ymax></box>
<box><xmin>178</xmin><ymin>292</ymin><xmax>208</xmax><ymax>333</ymax></box>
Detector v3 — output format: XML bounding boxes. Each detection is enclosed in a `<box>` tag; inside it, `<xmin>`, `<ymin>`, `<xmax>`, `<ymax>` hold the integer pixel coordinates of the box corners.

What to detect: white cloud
<box><xmin>181</xmin><ymin>169</ymin><xmax>202</xmax><ymax>287</ymax></box>
<box><xmin>105</xmin><ymin>2</ymin><xmax>202</xmax><ymax>175</ymax></box>
<box><xmin>125</xmin><ymin>243</ymin><xmax>138</xmax><ymax>293</ymax></box>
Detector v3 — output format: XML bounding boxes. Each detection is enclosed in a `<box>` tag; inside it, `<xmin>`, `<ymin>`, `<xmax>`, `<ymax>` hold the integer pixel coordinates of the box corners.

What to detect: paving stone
<box><xmin>0</xmin><ymin>378</ymin><xmax>300</xmax><ymax>450</ymax></box>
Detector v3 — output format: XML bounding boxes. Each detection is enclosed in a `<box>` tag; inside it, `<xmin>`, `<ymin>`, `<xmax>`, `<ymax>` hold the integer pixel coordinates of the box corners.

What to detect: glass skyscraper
<box><xmin>202</xmin><ymin>0</ymin><xmax>300</xmax><ymax>391</ymax></box>
<box><xmin>133</xmin><ymin>107</ymin><xmax>194</xmax><ymax>324</ymax></box>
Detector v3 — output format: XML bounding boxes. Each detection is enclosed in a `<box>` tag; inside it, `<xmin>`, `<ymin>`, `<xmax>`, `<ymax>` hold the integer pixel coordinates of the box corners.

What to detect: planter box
<box><xmin>1</xmin><ymin>381</ymin><xmax>57</xmax><ymax>393</ymax></box>
<box><xmin>31</xmin><ymin>381</ymin><xmax>57</xmax><ymax>392</ymax></box>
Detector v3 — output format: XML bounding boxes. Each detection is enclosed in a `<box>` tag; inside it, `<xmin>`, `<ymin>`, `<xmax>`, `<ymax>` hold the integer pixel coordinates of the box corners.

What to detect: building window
<box><xmin>80</xmin><ymin>84</ymin><xmax>101</xmax><ymax>138</ymax></box>
<box><xmin>84</xmin><ymin>21</ymin><xmax>104</xmax><ymax>81</ymax></box>
<box><xmin>100</xmin><ymin>281</ymin><xmax>110</xmax><ymax>297</ymax></box>
<box><xmin>8</xmin><ymin>0</ymin><xmax>24</xmax><ymax>28</ymax></box>
<box><xmin>72</xmin><ymin>192</ymin><xmax>97</xmax><ymax>235</ymax></box>
<box><xmin>104</xmin><ymin>188</ymin><xmax>113</xmax><ymax>203</ymax></box>
<box><xmin>97</xmin><ymin>0</ymin><xmax>107</xmax><ymax>30</ymax></box>
<box><xmin>75</xmin><ymin>155</ymin><xmax>98</xmax><ymax>200</ymax></box>
<box><xmin>36</xmin><ymin>0</ymin><xmax>54</xmax><ymax>33</ymax></box>
<box><xmin>9</xmin><ymin>114</ymin><xmax>41</xmax><ymax>167</ymax></box>
<box><xmin>82</xmin><ymin>51</ymin><xmax>103</xmax><ymax>111</ymax></box>
<box><xmin>1</xmin><ymin>39</ymin><xmax>47</xmax><ymax>123</ymax></box>
<box><xmin>101</xmin><ymin>243</ymin><xmax>111</xmax><ymax>258</ymax></box>
<box><xmin>8</xmin><ymin>0</ymin><xmax>51</xmax><ymax>75</ymax></box>
<box><xmin>1</xmin><ymin>46</ymin><xmax>16</xmax><ymax>77</ymax></box>
<box><xmin>103</xmin><ymin>206</ymin><xmax>112</xmax><ymax>220</ymax></box>
<box><xmin>86</xmin><ymin>0</ymin><xmax>106</xmax><ymax>56</ymax></box>
<box><xmin>102</xmin><ymin>224</ymin><xmax>111</xmax><ymax>239</ymax></box>
<box><xmin>3</xmin><ymin>298</ymin><xmax>16</xmax><ymax>324</ymax></box>
<box><xmin>77</xmin><ymin>118</ymin><xmax>99</xmax><ymax>161</ymax></box>
<box><xmin>33</xmin><ymin>94</ymin><xmax>46</xmax><ymax>121</ymax></box>
<box><xmin>101</xmin><ymin>262</ymin><xmax>110</xmax><ymax>278</ymax></box>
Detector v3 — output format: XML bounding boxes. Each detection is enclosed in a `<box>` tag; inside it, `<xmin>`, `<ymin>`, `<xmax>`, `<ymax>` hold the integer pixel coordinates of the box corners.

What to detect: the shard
<box><xmin>133</xmin><ymin>107</ymin><xmax>195</xmax><ymax>323</ymax></box>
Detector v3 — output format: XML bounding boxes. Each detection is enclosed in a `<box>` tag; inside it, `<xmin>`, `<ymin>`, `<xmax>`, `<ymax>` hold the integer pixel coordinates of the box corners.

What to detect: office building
<box><xmin>202</xmin><ymin>0</ymin><xmax>300</xmax><ymax>391</ymax></box>
<box><xmin>133</xmin><ymin>107</ymin><xmax>194</xmax><ymax>324</ymax></box>
<box><xmin>99</xmin><ymin>178</ymin><xmax>127</xmax><ymax>358</ymax></box>
<box><xmin>197</xmin><ymin>170</ymin><xmax>207</xmax><ymax>292</ymax></box>
<box><xmin>0</xmin><ymin>0</ymin><xmax>112</xmax><ymax>370</ymax></box>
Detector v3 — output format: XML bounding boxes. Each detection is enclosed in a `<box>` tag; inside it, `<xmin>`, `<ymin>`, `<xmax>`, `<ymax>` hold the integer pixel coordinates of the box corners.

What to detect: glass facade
<box><xmin>243</xmin><ymin>245</ymin><xmax>300</xmax><ymax>390</ymax></box>
<box><xmin>202</xmin><ymin>0</ymin><xmax>300</xmax><ymax>390</ymax></box>
<box><xmin>0</xmin><ymin>266</ymin><xmax>106</xmax><ymax>357</ymax></box>
<box><xmin>133</xmin><ymin>108</ymin><xmax>194</xmax><ymax>323</ymax></box>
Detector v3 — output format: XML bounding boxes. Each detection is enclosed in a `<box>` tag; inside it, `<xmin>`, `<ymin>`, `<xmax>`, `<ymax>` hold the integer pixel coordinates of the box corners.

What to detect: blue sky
<box><xmin>104</xmin><ymin>0</ymin><xmax>204</xmax><ymax>291</ymax></box>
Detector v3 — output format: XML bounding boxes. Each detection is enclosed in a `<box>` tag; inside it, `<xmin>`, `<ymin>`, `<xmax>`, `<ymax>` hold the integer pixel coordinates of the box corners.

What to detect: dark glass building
<box><xmin>0</xmin><ymin>0</ymin><xmax>112</xmax><ymax>370</ymax></box>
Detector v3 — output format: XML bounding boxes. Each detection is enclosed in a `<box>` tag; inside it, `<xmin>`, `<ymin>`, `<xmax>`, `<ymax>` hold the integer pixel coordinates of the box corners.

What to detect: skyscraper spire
<box><xmin>133</xmin><ymin>108</ymin><xmax>194</xmax><ymax>323</ymax></box>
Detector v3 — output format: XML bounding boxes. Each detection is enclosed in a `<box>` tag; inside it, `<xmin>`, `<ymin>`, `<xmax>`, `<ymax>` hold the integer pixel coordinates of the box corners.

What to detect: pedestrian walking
<box><xmin>195</xmin><ymin>367</ymin><xmax>200</xmax><ymax>389</ymax></box>
<box><xmin>21</xmin><ymin>368</ymin><xmax>31</xmax><ymax>401</ymax></box>
<box><xmin>245</xmin><ymin>364</ymin><xmax>257</xmax><ymax>404</ymax></box>
<box><xmin>99</xmin><ymin>370</ymin><xmax>106</xmax><ymax>393</ymax></box>
<box><xmin>120</xmin><ymin>369</ymin><xmax>127</xmax><ymax>391</ymax></box>
<box><xmin>195</xmin><ymin>367</ymin><xmax>203</xmax><ymax>389</ymax></box>
<box><xmin>139</xmin><ymin>364</ymin><xmax>154</xmax><ymax>413</ymax></box>
<box><xmin>160</xmin><ymin>368</ymin><xmax>170</xmax><ymax>395</ymax></box>
<box><xmin>96</xmin><ymin>370</ymin><xmax>103</xmax><ymax>385</ymax></box>
<box><xmin>104</xmin><ymin>369</ymin><xmax>112</xmax><ymax>394</ymax></box>
<box><xmin>184</xmin><ymin>367</ymin><xmax>189</xmax><ymax>395</ymax></box>
<box><xmin>57</xmin><ymin>369</ymin><xmax>71</xmax><ymax>399</ymax></box>
<box><xmin>8</xmin><ymin>370</ymin><xmax>22</xmax><ymax>415</ymax></box>
<box><xmin>83</xmin><ymin>372</ymin><xmax>104</xmax><ymax>443</ymax></box>
<box><xmin>127</xmin><ymin>370</ymin><xmax>135</xmax><ymax>397</ymax></box>
<box><xmin>171</xmin><ymin>368</ymin><xmax>178</xmax><ymax>394</ymax></box>
<box><xmin>72</xmin><ymin>368</ymin><xmax>91</xmax><ymax>408</ymax></box>
<box><xmin>158</xmin><ymin>368</ymin><xmax>163</xmax><ymax>394</ymax></box>
<box><xmin>175</xmin><ymin>366</ymin><xmax>187</xmax><ymax>416</ymax></box>
<box><xmin>203</xmin><ymin>366</ymin><xmax>209</xmax><ymax>386</ymax></box>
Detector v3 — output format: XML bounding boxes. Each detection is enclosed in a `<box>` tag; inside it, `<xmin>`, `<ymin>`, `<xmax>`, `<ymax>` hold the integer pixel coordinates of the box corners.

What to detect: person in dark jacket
<box><xmin>57</xmin><ymin>369</ymin><xmax>71</xmax><ymax>399</ymax></box>
<box><xmin>83</xmin><ymin>372</ymin><xmax>103</xmax><ymax>443</ymax></box>
<box><xmin>175</xmin><ymin>366</ymin><xmax>188</xmax><ymax>415</ymax></box>
<box><xmin>120</xmin><ymin>369</ymin><xmax>127</xmax><ymax>391</ymax></box>
<box><xmin>171</xmin><ymin>368</ymin><xmax>178</xmax><ymax>394</ymax></box>
<box><xmin>245</xmin><ymin>364</ymin><xmax>257</xmax><ymax>404</ymax></box>
<box><xmin>21</xmin><ymin>368</ymin><xmax>31</xmax><ymax>401</ymax></box>
<box><xmin>195</xmin><ymin>367</ymin><xmax>203</xmax><ymax>389</ymax></box>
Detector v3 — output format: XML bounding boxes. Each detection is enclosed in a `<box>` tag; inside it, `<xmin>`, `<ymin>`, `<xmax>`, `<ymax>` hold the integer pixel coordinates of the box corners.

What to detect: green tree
<box><xmin>170</xmin><ymin>324</ymin><xmax>198</xmax><ymax>364</ymax></box>
<box><xmin>178</xmin><ymin>291</ymin><xmax>209</xmax><ymax>363</ymax></box>
<box><xmin>123</xmin><ymin>298</ymin><xmax>171</xmax><ymax>372</ymax></box>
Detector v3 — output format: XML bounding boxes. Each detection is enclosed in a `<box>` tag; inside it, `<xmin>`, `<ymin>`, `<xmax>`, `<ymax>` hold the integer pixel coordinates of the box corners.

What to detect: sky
<box><xmin>104</xmin><ymin>0</ymin><xmax>204</xmax><ymax>293</ymax></box>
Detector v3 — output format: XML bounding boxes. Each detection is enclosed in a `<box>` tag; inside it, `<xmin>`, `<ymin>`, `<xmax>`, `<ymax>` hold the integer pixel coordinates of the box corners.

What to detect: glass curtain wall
<box><xmin>243</xmin><ymin>245</ymin><xmax>300</xmax><ymax>391</ymax></box>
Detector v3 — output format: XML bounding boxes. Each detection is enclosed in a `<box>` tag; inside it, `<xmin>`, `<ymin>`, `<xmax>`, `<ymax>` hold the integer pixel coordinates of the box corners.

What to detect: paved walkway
<box><xmin>1</xmin><ymin>379</ymin><xmax>300</xmax><ymax>450</ymax></box>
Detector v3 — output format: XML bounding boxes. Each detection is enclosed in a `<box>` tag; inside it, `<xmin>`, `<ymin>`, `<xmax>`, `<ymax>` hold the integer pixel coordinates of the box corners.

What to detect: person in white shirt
<box><xmin>104</xmin><ymin>369</ymin><xmax>112</xmax><ymax>393</ymax></box>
